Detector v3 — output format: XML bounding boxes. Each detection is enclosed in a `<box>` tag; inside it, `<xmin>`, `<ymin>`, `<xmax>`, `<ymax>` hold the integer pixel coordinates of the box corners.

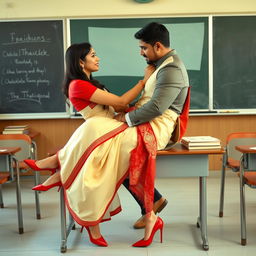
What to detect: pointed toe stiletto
<box><xmin>132</xmin><ymin>217</ymin><xmax>164</xmax><ymax>247</ymax></box>
<box><xmin>81</xmin><ymin>226</ymin><xmax>108</xmax><ymax>247</ymax></box>
<box><xmin>32</xmin><ymin>181</ymin><xmax>62</xmax><ymax>192</ymax></box>
<box><xmin>24</xmin><ymin>159</ymin><xmax>59</xmax><ymax>175</ymax></box>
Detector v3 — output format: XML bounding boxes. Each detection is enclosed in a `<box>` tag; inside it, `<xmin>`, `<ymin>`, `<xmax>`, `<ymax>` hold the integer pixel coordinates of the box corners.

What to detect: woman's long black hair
<box><xmin>63</xmin><ymin>42</ymin><xmax>107</xmax><ymax>98</ymax></box>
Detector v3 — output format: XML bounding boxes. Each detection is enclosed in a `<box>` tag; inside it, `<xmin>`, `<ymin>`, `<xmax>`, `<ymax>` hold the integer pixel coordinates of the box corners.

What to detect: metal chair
<box><xmin>219</xmin><ymin>132</ymin><xmax>256</xmax><ymax>217</ymax></box>
<box><xmin>0</xmin><ymin>134</ymin><xmax>41</xmax><ymax>220</ymax></box>
<box><xmin>236</xmin><ymin>145</ymin><xmax>256</xmax><ymax>245</ymax></box>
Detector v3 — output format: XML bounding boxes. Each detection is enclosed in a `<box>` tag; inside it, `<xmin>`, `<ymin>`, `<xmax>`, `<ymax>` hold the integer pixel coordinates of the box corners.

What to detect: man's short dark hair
<box><xmin>134</xmin><ymin>22</ymin><xmax>170</xmax><ymax>47</ymax></box>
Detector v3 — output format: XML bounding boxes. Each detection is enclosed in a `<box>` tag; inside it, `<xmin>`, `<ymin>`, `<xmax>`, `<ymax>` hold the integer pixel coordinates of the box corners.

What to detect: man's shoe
<box><xmin>133</xmin><ymin>198</ymin><xmax>168</xmax><ymax>229</ymax></box>
<box><xmin>153</xmin><ymin>197</ymin><xmax>168</xmax><ymax>214</ymax></box>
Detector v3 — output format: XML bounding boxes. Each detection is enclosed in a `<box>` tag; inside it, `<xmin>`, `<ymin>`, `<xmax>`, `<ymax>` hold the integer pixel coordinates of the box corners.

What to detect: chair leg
<box><xmin>31</xmin><ymin>142</ymin><xmax>41</xmax><ymax>219</ymax></box>
<box><xmin>239</xmin><ymin>170</ymin><xmax>247</xmax><ymax>245</ymax></box>
<box><xmin>34</xmin><ymin>171</ymin><xmax>41</xmax><ymax>219</ymax></box>
<box><xmin>0</xmin><ymin>184</ymin><xmax>4</xmax><ymax>208</ymax></box>
<box><xmin>15</xmin><ymin>164</ymin><xmax>24</xmax><ymax>234</ymax></box>
<box><xmin>219</xmin><ymin>161</ymin><xmax>226</xmax><ymax>217</ymax></box>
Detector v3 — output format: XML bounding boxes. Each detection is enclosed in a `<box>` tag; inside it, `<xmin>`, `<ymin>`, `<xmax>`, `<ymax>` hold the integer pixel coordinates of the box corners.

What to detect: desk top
<box><xmin>235</xmin><ymin>145</ymin><xmax>256</xmax><ymax>153</ymax></box>
<box><xmin>0</xmin><ymin>147</ymin><xmax>21</xmax><ymax>155</ymax></box>
<box><xmin>158</xmin><ymin>143</ymin><xmax>224</xmax><ymax>156</ymax></box>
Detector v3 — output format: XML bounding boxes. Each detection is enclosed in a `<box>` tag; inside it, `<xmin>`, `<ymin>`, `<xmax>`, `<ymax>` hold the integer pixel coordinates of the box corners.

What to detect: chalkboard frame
<box><xmin>0</xmin><ymin>18</ymin><xmax>69</xmax><ymax>120</ymax></box>
<box><xmin>212</xmin><ymin>15</ymin><xmax>256</xmax><ymax>112</ymax></box>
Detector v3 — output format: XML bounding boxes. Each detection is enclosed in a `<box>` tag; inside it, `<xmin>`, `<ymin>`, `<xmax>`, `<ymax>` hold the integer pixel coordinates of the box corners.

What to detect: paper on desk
<box><xmin>250</xmin><ymin>147</ymin><xmax>256</xmax><ymax>150</ymax></box>
<box><xmin>0</xmin><ymin>149</ymin><xmax>7</xmax><ymax>152</ymax></box>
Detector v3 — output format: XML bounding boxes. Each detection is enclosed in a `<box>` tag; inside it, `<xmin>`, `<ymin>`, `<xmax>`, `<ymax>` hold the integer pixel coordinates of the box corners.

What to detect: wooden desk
<box><xmin>0</xmin><ymin>132</ymin><xmax>41</xmax><ymax>219</ymax></box>
<box><xmin>0</xmin><ymin>146</ymin><xmax>23</xmax><ymax>234</ymax></box>
<box><xmin>0</xmin><ymin>146</ymin><xmax>21</xmax><ymax>183</ymax></box>
<box><xmin>156</xmin><ymin>144</ymin><xmax>224</xmax><ymax>251</ymax></box>
<box><xmin>59</xmin><ymin>143</ymin><xmax>224</xmax><ymax>253</ymax></box>
<box><xmin>0</xmin><ymin>147</ymin><xmax>20</xmax><ymax>154</ymax></box>
<box><xmin>235</xmin><ymin>145</ymin><xmax>256</xmax><ymax>245</ymax></box>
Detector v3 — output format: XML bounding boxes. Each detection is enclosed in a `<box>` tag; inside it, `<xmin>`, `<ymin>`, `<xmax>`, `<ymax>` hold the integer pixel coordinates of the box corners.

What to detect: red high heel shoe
<box><xmin>32</xmin><ymin>181</ymin><xmax>62</xmax><ymax>192</ymax></box>
<box><xmin>24</xmin><ymin>159</ymin><xmax>59</xmax><ymax>175</ymax></box>
<box><xmin>132</xmin><ymin>216</ymin><xmax>164</xmax><ymax>247</ymax></box>
<box><xmin>80</xmin><ymin>226</ymin><xmax>108</xmax><ymax>247</ymax></box>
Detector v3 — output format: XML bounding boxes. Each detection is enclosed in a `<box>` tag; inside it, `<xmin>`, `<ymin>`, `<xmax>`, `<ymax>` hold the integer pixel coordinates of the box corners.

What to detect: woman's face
<box><xmin>80</xmin><ymin>48</ymin><xmax>100</xmax><ymax>77</ymax></box>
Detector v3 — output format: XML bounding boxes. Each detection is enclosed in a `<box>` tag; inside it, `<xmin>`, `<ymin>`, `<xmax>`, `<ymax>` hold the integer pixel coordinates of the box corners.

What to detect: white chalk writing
<box><xmin>2</xmin><ymin>32</ymin><xmax>51</xmax><ymax>45</ymax></box>
<box><xmin>0</xmin><ymin>29</ymin><xmax>60</xmax><ymax>107</ymax></box>
<box><xmin>7</xmin><ymin>91</ymin><xmax>50</xmax><ymax>105</ymax></box>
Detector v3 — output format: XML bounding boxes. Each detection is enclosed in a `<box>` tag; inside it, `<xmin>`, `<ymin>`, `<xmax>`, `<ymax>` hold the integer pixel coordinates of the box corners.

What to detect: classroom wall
<box><xmin>1</xmin><ymin>115</ymin><xmax>256</xmax><ymax>173</ymax></box>
<box><xmin>0</xmin><ymin>0</ymin><xmax>256</xmax><ymax>19</ymax></box>
<box><xmin>0</xmin><ymin>0</ymin><xmax>256</xmax><ymax>172</ymax></box>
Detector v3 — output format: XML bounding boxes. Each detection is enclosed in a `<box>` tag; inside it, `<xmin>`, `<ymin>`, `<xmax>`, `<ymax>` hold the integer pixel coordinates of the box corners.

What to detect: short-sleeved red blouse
<box><xmin>69</xmin><ymin>79</ymin><xmax>98</xmax><ymax>111</ymax></box>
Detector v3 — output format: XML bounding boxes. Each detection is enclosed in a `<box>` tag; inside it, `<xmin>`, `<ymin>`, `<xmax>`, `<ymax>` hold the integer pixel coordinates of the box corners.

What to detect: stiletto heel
<box><xmin>160</xmin><ymin>223</ymin><xmax>163</xmax><ymax>243</ymax></box>
<box><xmin>80</xmin><ymin>226</ymin><xmax>108</xmax><ymax>247</ymax></box>
<box><xmin>24</xmin><ymin>159</ymin><xmax>59</xmax><ymax>175</ymax></box>
<box><xmin>32</xmin><ymin>181</ymin><xmax>62</xmax><ymax>192</ymax></box>
<box><xmin>132</xmin><ymin>217</ymin><xmax>164</xmax><ymax>247</ymax></box>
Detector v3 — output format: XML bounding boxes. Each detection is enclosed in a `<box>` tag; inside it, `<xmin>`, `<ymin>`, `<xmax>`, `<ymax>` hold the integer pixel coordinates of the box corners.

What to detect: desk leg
<box><xmin>60</xmin><ymin>187</ymin><xmax>75</xmax><ymax>253</ymax></box>
<box><xmin>197</xmin><ymin>176</ymin><xmax>209</xmax><ymax>251</ymax></box>
<box><xmin>60</xmin><ymin>188</ymin><xmax>67</xmax><ymax>253</ymax></box>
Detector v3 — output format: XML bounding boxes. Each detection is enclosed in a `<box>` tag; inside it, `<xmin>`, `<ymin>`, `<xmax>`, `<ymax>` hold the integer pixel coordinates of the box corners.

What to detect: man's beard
<box><xmin>143</xmin><ymin>56</ymin><xmax>155</xmax><ymax>65</ymax></box>
<box><xmin>146</xmin><ymin>60</ymin><xmax>154</xmax><ymax>65</ymax></box>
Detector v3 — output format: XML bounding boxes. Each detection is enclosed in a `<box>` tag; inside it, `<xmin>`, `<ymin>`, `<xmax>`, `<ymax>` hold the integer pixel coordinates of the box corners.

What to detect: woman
<box><xmin>25</xmin><ymin>42</ymin><xmax>163</xmax><ymax>247</ymax></box>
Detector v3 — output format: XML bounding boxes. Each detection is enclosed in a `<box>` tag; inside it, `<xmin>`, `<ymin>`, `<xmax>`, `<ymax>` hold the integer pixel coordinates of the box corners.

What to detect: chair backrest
<box><xmin>163</xmin><ymin>87</ymin><xmax>190</xmax><ymax>150</ymax></box>
<box><xmin>179</xmin><ymin>86</ymin><xmax>191</xmax><ymax>140</ymax></box>
<box><xmin>226</xmin><ymin>132</ymin><xmax>256</xmax><ymax>161</ymax></box>
<box><xmin>0</xmin><ymin>134</ymin><xmax>33</xmax><ymax>161</ymax></box>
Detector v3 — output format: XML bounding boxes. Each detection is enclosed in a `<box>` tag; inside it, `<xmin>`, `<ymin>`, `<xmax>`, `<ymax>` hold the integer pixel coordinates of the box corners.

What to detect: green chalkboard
<box><xmin>0</xmin><ymin>20</ymin><xmax>66</xmax><ymax>117</ymax></box>
<box><xmin>70</xmin><ymin>17</ymin><xmax>209</xmax><ymax>110</ymax></box>
<box><xmin>213</xmin><ymin>16</ymin><xmax>256</xmax><ymax>109</ymax></box>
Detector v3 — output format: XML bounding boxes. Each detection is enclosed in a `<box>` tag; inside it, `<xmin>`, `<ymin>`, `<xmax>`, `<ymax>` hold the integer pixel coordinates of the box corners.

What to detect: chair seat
<box><xmin>0</xmin><ymin>173</ymin><xmax>10</xmax><ymax>184</ymax></box>
<box><xmin>243</xmin><ymin>172</ymin><xmax>256</xmax><ymax>186</ymax></box>
<box><xmin>227</xmin><ymin>158</ymin><xmax>240</xmax><ymax>171</ymax></box>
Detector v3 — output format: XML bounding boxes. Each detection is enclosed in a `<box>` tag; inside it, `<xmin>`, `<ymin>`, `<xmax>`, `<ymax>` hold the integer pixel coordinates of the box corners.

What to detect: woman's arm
<box><xmin>90</xmin><ymin>80</ymin><xmax>144</xmax><ymax>112</ymax></box>
<box><xmin>90</xmin><ymin>65</ymin><xmax>155</xmax><ymax>111</ymax></box>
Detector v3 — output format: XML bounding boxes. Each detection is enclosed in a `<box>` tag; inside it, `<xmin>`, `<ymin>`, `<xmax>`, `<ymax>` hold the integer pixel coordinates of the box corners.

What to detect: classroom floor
<box><xmin>0</xmin><ymin>171</ymin><xmax>256</xmax><ymax>256</ymax></box>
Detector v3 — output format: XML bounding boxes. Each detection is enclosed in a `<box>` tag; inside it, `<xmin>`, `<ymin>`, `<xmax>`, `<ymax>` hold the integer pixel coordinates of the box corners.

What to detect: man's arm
<box><xmin>126</xmin><ymin>65</ymin><xmax>186</xmax><ymax>126</ymax></box>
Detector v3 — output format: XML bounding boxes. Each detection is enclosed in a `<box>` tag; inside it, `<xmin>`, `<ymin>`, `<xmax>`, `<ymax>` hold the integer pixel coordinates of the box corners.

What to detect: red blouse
<box><xmin>69</xmin><ymin>79</ymin><xmax>98</xmax><ymax>111</ymax></box>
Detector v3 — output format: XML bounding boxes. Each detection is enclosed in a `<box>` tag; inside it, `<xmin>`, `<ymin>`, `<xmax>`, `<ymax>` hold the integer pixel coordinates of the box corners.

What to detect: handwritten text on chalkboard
<box><xmin>1</xmin><ymin>33</ymin><xmax>52</xmax><ymax>104</ymax></box>
<box><xmin>0</xmin><ymin>20</ymin><xmax>65</xmax><ymax>114</ymax></box>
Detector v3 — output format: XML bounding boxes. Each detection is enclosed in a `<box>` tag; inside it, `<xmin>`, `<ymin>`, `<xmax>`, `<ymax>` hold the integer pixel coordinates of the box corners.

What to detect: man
<box><xmin>115</xmin><ymin>22</ymin><xmax>189</xmax><ymax>229</ymax></box>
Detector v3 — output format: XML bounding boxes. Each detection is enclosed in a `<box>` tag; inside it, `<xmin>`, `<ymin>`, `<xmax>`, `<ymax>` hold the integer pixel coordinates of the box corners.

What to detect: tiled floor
<box><xmin>0</xmin><ymin>171</ymin><xmax>256</xmax><ymax>256</ymax></box>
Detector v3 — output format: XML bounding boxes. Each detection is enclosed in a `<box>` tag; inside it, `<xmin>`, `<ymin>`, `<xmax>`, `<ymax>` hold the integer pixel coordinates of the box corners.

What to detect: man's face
<box><xmin>138</xmin><ymin>40</ymin><xmax>158</xmax><ymax>64</ymax></box>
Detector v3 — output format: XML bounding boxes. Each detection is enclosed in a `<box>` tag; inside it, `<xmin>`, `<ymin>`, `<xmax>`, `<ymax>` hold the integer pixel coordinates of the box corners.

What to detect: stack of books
<box><xmin>181</xmin><ymin>136</ymin><xmax>221</xmax><ymax>150</ymax></box>
<box><xmin>2</xmin><ymin>125</ymin><xmax>29</xmax><ymax>134</ymax></box>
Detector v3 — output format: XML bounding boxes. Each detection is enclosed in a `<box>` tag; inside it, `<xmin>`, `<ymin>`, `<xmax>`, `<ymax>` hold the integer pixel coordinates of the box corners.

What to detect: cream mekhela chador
<box><xmin>58</xmin><ymin>56</ymin><xmax>178</xmax><ymax>226</ymax></box>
